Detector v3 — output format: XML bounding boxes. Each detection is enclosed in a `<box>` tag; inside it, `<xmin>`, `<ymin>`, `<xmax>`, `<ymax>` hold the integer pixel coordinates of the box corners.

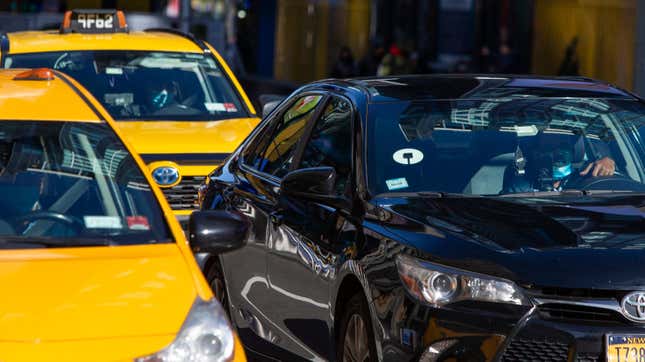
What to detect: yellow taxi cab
<box><xmin>0</xmin><ymin>67</ymin><xmax>246</xmax><ymax>362</ymax></box>
<box><xmin>0</xmin><ymin>9</ymin><xmax>260</xmax><ymax>225</ymax></box>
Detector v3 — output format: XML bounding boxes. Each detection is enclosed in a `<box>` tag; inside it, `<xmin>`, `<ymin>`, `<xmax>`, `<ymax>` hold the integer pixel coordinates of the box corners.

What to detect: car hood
<box><xmin>376</xmin><ymin>194</ymin><xmax>645</xmax><ymax>290</ymax></box>
<box><xmin>114</xmin><ymin>118</ymin><xmax>259</xmax><ymax>154</ymax></box>
<box><xmin>0</xmin><ymin>243</ymin><xmax>196</xmax><ymax>342</ymax></box>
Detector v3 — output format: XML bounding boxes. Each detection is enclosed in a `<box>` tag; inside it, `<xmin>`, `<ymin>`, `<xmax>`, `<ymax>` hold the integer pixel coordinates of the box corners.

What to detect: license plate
<box><xmin>607</xmin><ymin>334</ymin><xmax>645</xmax><ymax>362</ymax></box>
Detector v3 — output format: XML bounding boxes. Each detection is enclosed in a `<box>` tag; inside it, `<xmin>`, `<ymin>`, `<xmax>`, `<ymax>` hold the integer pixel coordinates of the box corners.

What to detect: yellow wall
<box><xmin>532</xmin><ymin>0</ymin><xmax>636</xmax><ymax>89</ymax></box>
<box><xmin>274</xmin><ymin>0</ymin><xmax>370</xmax><ymax>82</ymax></box>
<box><xmin>345</xmin><ymin>0</ymin><xmax>371</xmax><ymax>63</ymax></box>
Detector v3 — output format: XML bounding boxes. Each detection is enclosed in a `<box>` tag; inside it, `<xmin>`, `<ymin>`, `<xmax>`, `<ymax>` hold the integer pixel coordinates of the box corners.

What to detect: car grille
<box><xmin>538</xmin><ymin>303</ymin><xmax>625</xmax><ymax>325</ymax></box>
<box><xmin>161</xmin><ymin>176</ymin><xmax>205</xmax><ymax>210</ymax></box>
<box><xmin>534</xmin><ymin>287</ymin><xmax>622</xmax><ymax>299</ymax></box>
<box><xmin>501</xmin><ymin>338</ymin><xmax>569</xmax><ymax>361</ymax></box>
<box><xmin>575</xmin><ymin>354</ymin><xmax>601</xmax><ymax>362</ymax></box>
<box><xmin>527</xmin><ymin>287</ymin><xmax>630</xmax><ymax>325</ymax></box>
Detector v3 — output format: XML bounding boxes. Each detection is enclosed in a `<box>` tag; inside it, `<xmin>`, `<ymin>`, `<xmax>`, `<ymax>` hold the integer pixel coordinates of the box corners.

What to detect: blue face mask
<box><xmin>552</xmin><ymin>163</ymin><xmax>572</xmax><ymax>180</ymax></box>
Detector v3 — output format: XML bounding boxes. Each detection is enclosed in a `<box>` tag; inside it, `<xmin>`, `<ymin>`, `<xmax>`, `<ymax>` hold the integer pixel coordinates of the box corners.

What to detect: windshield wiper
<box><xmin>583</xmin><ymin>190</ymin><xmax>645</xmax><ymax>196</ymax></box>
<box><xmin>500</xmin><ymin>190</ymin><xmax>645</xmax><ymax>198</ymax></box>
<box><xmin>0</xmin><ymin>236</ymin><xmax>113</xmax><ymax>248</ymax></box>
<box><xmin>498</xmin><ymin>190</ymin><xmax>586</xmax><ymax>198</ymax></box>
<box><xmin>376</xmin><ymin>191</ymin><xmax>476</xmax><ymax>199</ymax></box>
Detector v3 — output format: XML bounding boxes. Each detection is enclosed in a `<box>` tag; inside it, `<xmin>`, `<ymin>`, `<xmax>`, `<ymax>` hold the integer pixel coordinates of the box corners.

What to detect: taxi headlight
<box><xmin>396</xmin><ymin>255</ymin><xmax>529</xmax><ymax>307</ymax></box>
<box><xmin>135</xmin><ymin>298</ymin><xmax>234</xmax><ymax>362</ymax></box>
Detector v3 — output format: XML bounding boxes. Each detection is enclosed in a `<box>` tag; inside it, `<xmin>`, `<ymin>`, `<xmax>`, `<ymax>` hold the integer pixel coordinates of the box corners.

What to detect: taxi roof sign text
<box><xmin>61</xmin><ymin>9</ymin><xmax>128</xmax><ymax>34</ymax></box>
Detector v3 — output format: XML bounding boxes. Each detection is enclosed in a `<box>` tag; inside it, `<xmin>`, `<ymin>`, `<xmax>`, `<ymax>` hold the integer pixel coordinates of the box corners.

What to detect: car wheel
<box><xmin>206</xmin><ymin>260</ymin><xmax>230</xmax><ymax>316</ymax></box>
<box><xmin>337</xmin><ymin>293</ymin><xmax>377</xmax><ymax>362</ymax></box>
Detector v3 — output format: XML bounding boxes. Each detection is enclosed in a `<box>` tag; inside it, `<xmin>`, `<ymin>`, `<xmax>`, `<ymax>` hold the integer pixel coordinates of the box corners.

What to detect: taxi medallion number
<box><xmin>77</xmin><ymin>13</ymin><xmax>113</xmax><ymax>29</ymax></box>
<box><xmin>608</xmin><ymin>335</ymin><xmax>645</xmax><ymax>362</ymax></box>
<box><xmin>62</xmin><ymin>9</ymin><xmax>127</xmax><ymax>33</ymax></box>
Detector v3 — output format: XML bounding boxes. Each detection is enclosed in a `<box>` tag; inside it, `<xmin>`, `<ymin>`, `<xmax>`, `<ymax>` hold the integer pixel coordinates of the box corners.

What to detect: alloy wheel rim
<box><xmin>343</xmin><ymin>313</ymin><xmax>370</xmax><ymax>362</ymax></box>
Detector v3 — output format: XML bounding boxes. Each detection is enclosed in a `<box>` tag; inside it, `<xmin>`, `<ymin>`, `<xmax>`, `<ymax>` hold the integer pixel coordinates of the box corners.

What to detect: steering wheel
<box><xmin>566</xmin><ymin>174</ymin><xmax>645</xmax><ymax>192</ymax></box>
<box><xmin>14</xmin><ymin>211</ymin><xmax>85</xmax><ymax>235</ymax></box>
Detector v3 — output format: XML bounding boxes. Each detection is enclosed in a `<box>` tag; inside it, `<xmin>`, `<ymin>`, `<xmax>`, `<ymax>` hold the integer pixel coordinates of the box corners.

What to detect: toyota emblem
<box><xmin>152</xmin><ymin>166</ymin><xmax>180</xmax><ymax>186</ymax></box>
<box><xmin>621</xmin><ymin>292</ymin><xmax>645</xmax><ymax>322</ymax></box>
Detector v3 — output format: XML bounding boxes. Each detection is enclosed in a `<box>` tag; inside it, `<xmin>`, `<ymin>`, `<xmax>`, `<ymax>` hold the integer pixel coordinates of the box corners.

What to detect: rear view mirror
<box><xmin>188</xmin><ymin>210</ymin><xmax>250</xmax><ymax>254</ymax></box>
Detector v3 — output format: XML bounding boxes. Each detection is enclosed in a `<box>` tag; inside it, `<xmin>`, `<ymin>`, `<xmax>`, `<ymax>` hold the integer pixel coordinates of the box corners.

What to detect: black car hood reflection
<box><xmin>375</xmin><ymin>194</ymin><xmax>645</xmax><ymax>289</ymax></box>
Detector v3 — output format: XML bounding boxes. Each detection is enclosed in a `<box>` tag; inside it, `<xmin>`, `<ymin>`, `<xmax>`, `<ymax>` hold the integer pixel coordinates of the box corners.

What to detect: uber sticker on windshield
<box><xmin>393</xmin><ymin>148</ymin><xmax>424</xmax><ymax>165</ymax></box>
<box><xmin>84</xmin><ymin>216</ymin><xmax>123</xmax><ymax>229</ymax></box>
<box><xmin>386</xmin><ymin>177</ymin><xmax>409</xmax><ymax>191</ymax></box>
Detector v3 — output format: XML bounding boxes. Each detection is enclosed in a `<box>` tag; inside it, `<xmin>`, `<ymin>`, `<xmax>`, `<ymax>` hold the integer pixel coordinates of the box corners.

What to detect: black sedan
<box><xmin>188</xmin><ymin>75</ymin><xmax>645</xmax><ymax>361</ymax></box>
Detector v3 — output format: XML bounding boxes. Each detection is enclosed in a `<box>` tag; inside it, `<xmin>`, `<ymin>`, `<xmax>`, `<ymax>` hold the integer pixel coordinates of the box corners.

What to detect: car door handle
<box><xmin>269</xmin><ymin>211</ymin><xmax>284</xmax><ymax>226</ymax></box>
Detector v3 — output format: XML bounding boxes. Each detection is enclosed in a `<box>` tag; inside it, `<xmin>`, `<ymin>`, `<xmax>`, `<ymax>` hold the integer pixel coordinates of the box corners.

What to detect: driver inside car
<box><xmin>503</xmin><ymin>134</ymin><xmax>616</xmax><ymax>193</ymax></box>
<box><xmin>144</xmin><ymin>79</ymin><xmax>200</xmax><ymax>116</ymax></box>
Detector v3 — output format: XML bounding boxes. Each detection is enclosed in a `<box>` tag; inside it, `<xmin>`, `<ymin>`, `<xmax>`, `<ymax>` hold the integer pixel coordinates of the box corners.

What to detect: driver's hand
<box><xmin>580</xmin><ymin>157</ymin><xmax>615</xmax><ymax>177</ymax></box>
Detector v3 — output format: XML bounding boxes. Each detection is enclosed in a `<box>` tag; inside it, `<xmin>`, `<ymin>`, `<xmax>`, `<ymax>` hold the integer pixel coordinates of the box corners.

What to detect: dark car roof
<box><xmin>319</xmin><ymin>75</ymin><xmax>636</xmax><ymax>103</ymax></box>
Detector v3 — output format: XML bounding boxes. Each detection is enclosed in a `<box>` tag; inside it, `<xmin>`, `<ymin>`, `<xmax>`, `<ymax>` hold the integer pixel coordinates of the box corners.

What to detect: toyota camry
<box><xmin>190</xmin><ymin>75</ymin><xmax>645</xmax><ymax>362</ymax></box>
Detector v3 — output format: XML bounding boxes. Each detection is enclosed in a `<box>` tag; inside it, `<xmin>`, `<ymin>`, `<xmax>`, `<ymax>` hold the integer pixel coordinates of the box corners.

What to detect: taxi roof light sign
<box><xmin>61</xmin><ymin>9</ymin><xmax>128</xmax><ymax>34</ymax></box>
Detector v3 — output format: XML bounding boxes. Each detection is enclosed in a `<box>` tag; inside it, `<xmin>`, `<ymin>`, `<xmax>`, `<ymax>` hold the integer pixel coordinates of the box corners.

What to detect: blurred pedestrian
<box><xmin>224</xmin><ymin>0</ymin><xmax>246</xmax><ymax>76</ymax></box>
<box><xmin>496</xmin><ymin>27</ymin><xmax>518</xmax><ymax>73</ymax></box>
<box><xmin>377</xmin><ymin>44</ymin><xmax>413</xmax><ymax>76</ymax></box>
<box><xmin>558</xmin><ymin>37</ymin><xmax>580</xmax><ymax>76</ymax></box>
<box><xmin>358</xmin><ymin>38</ymin><xmax>386</xmax><ymax>76</ymax></box>
<box><xmin>477</xmin><ymin>28</ymin><xmax>518</xmax><ymax>74</ymax></box>
<box><xmin>331</xmin><ymin>46</ymin><xmax>358</xmax><ymax>78</ymax></box>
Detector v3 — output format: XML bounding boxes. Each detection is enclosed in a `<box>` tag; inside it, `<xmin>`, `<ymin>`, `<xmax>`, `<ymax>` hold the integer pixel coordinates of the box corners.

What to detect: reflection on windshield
<box><xmin>4</xmin><ymin>51</ymin><xmax>247</xmax><ymax>121</ymax></box>
<box><xmin>0</xmin><ymin>121</ymin><xmax>170</xmax><ymax>248</ymax></box>
<box><xmin>369</xmin><ymin>98</ymin><xmax>645</xmax><ymax>196</ymax></box>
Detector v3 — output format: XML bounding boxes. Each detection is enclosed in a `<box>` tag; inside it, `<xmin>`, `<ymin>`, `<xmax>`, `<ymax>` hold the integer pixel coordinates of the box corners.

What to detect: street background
<box><xmin>2</xmin><ymin>0</ymin><xmax>644</xmax><ymax>108</ymax></box>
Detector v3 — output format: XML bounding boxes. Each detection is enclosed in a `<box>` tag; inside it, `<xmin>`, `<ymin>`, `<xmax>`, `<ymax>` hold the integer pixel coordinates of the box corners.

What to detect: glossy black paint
<box><xmin>188</xmin><ymin>210</ymin><xmax>250</xmax><ymax>254</ymax></box>
<box><xmin>198</xmin><ymin>75</ymin><xmax>645</xmax><ymax>361</ymax></box>
<box><xmin>282</xmin><ymin>166</ymin><xmax>336</xmax><ymax>197</ymax></box>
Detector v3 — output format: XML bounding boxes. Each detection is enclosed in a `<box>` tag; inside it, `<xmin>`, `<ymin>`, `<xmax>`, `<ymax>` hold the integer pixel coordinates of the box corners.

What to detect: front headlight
<box><xmin>396</xmin><ymin>255</ymin><xmax>530</xmax><ymax>307</ymax></box>
<box><xmin>135</xmin><ymin>298</ymin><xmax>235</xmax><ymax>362</ymax></box>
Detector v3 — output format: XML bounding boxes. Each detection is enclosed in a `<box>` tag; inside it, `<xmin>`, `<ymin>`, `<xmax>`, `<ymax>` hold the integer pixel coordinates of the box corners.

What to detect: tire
<box><xmin>336</xmin><ymin>293</ymin><xmax>378</xmax><ymax>362</ymax></box>
<box><xmin>205</xmin><ymin>260</ymin><xmax>231</xmax><ymax>317</ymax></box>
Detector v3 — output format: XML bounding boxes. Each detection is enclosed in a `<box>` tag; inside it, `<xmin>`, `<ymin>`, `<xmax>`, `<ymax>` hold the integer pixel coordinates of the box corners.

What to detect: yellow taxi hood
<box><xmin>114</xmin><ymin>118</ymin><xmax>259</xmax><ymax>154</ymax></box>
<box><xmin>0</xmin><ymin>244</ymin><xmax>196</xmax><ymax>342</ymax></box>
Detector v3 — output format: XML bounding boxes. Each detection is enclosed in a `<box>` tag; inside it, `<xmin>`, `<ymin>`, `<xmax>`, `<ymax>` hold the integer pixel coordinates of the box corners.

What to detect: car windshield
<box><xmin>368</xmin><ymin>98</ymin><xmax>645</xmax><ymax>196</ymax></box>
<box><xmin>3</xmin><ymin>51</ymin><xmax>248</xmax><ymax>121</ymax></box>
<box><xmin>0</xmin><ymin>121</ymin><xmax>171</xmax><ymax>248</ymax></box>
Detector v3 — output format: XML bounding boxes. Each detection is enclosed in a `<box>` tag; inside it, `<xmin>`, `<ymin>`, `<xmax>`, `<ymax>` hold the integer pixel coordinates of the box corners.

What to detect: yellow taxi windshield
<box><xmin>4</xmin><ymin>51</ymin><xmax>248</xmax><ymax>121</ymax></box>
<box><xmin>0</xmin><ymin>121</ymin><xmax>171</xmax><ymax>248</ymax></box>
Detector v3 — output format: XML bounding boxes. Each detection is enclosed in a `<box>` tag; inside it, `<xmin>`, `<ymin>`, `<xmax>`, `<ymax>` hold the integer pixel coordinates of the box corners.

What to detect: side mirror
<box><xmin>282</xmin><ymin>166</ymin><xmax>337</xmax><ymax>198</ymax></box>
<box><xmin>262</xmin><ymin>100</ymin><xmax>281</xmax><ymax>118</ymax></box>
<box><xmin>259</xmin><ymin>94</ymin><xmax>285</xmax><ymax>118</ymax></box>
<box><xmin>188</xmin><ymin>210</ymin><xmax>250</xmax><ymax>254</ymax></box>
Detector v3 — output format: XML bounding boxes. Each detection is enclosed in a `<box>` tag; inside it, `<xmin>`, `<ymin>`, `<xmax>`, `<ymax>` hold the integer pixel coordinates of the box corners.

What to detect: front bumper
<box><xmin>169</xmin><ymin>210</ymin><xmax>212</xmax><ymax>273</ymax></box>
<box><xmin>376</xmin><ymin>290</ymin><xmax>644</xmax><ymax>362</ymax></box>
<box><xmin>0</xmin><ymin>332</ymin><xmax>247</xmax><ymax>362</ymax></box>
<box><xmin>173</xmin><ymin>210</ymin><xmax>192</xmax><ymax>230</ymax></box>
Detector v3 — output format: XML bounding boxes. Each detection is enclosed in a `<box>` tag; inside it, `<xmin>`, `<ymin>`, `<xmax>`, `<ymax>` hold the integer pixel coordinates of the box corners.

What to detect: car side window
<box><xmin>299</xmin><ymin>96</ymin><xmax>353</xmax><ymax>195</ymax></box>
<box><xmin>245</xmin><ymin>95</ymin><xmax>323</xmax><ymax>178</ymax></box>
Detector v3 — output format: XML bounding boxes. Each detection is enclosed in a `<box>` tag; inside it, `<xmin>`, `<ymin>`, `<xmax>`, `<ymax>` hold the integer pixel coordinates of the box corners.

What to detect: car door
<box><xmin>220</xmin><ymin>93</ymin><xmax>326</xmax><ymax>353</ymax></box>
<box><xmin>264</xmin><ymin>94</ymin><xmax>355</xmax><ymax>360</ymax></box>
